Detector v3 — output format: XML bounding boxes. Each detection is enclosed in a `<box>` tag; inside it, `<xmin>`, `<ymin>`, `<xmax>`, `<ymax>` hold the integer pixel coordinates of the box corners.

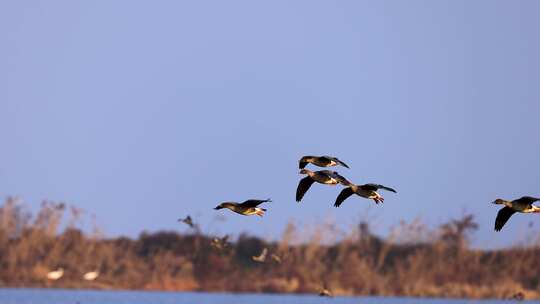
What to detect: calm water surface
<box><xmin>0</xmin><ymin>288</ymin><xmax>526</xmax><ymax>304</ymax></box>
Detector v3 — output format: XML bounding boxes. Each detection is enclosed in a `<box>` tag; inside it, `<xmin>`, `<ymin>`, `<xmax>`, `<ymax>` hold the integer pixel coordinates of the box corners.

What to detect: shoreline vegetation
<box><xmin>1</xmin><ymin>197</ymin><xmax>539</xmax><ymax>300</ymax></box>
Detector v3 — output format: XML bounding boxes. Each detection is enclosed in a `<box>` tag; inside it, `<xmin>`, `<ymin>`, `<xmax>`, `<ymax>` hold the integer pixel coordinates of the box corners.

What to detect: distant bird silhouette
<box><xmin>299</xmin><ymin>155</ymin><xmax>350</xmax><ymax>169</ymax></box>
<box><xmin>46</xmin><ymin>268</ymin><xmax>64</xmax><ymax>280</ymax></box>
<box><xmin>211</xmin><ymin>235</ymin><xmax>230</xmax><ymax>251</ymax></box>
<box><xmin>492</xmin><ymin>196</ymin><xmax>540</xmax><ymax>231</ymax></box>
<box><xmin>296</xmin><ymin>169</ymin><xmax>351</xmax><ymax>202</ymax></box>
<box><xmin>334</xmin><ymin>183</ymin><xmax>396</xmax><ymax>207</ymax></box>
<box><xmin>270</xmin><ymin>253</ymin><xmax>282</xmax><ymax>264</ymax></box>
<box><xmin>318</xmin><ymin>287</ymin><xmax>333</xmax><ymax>297</ymax></box>
<box><xmin>252</xmin><ymin>248</ymin><xmax>268</xmax><ymax>263</ymax></box>
<box><xmin>214</xmin><ymin>199</ymin><xmax>271</xmax><ymax>217</ymax></box>
<box><xmin>178</xmin><ymin>215</ymin><xmax>194</xmax><ymax>228</ymax></box>
<box><xmin>83</xmin><ymin>271</ymin><xmax>99</xmax><ymax>281</ymax></box>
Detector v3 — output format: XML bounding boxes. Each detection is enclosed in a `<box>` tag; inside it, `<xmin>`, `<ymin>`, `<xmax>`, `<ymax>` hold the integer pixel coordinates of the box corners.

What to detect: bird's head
<box><xmin>492</xmin><ymin>198</ymin><xmax>507</xmax><ymax>205</ymax></box>
<box><xmin>214</xmin><ymin>202</ymin><xmax>233</xmax><ymax>210</ymax></box>
<box><xmin>299</xmin><ymin>169</ymin><xmax>310</xmax><ymax>175</ymax></box>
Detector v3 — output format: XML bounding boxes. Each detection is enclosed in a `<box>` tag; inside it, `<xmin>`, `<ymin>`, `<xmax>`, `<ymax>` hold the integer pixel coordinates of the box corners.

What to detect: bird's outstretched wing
<box><xmin>296</xmin><ymin>177</ymin><xmax>315</xmax><ymax>202</ymax></box>
<box><xmin>515</xmin><ymin>196</ymin><xmax>540</xmax><ymax>205</ymax></box>
<box><xmin>332</xmin><ymin>157</ymin><xmax>350</xmax><ymax>169</ymax></box>
<box><xmin>252</xmin><ymin>248</ymin><xmax>268</xmax><ymax>262</ymax></box>
<box><xmin>363</xmin><ymin>183</ymin><xmax>397</xmax><ymax>193</ymax></box>
<box><xmin>495</xmin><ymin>206</ymin><xmax>516</xmax><ymax>231</ymax></box>
<box><xmin>334</xmin><ymin>187</ymin><xmax>354</xmax><ymax>207</ymax></box>
<box><xmin>333</xmin><ymin>172</ymin><xmax>353</xmax><ymax>186</ymax></box>
<box><xmin>299</xmin><ymin>156</ymin><xmax>310</xmax><ymax>169</ymax></box>
<box><xmin>241</xmin><ymin>199</ymin><xmax>272</xmax><ymax>208</ymax></box>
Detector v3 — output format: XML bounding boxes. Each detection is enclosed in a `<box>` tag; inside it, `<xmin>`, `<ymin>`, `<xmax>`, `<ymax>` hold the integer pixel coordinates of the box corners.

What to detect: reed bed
<box><xmin>0</xmin><ymin>197</ymin><xmax>539</xmax><ymax>299</ymax></box>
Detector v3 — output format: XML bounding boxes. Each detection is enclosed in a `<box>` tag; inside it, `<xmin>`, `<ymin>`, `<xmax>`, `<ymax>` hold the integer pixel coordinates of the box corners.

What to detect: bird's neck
<box><xmin>303</xmin><ymin>169</ymin><xmax>314</xmax><ymax>176</ymax></box>
<box><xmin>503</xmin><ymin>200</ymin><xmax>513</xmax><ymax>208</ymax></box>
<box><xmin>222</xmin><ymin>203</ymin><xmax>236</xmax><ymax>209</ymax></box>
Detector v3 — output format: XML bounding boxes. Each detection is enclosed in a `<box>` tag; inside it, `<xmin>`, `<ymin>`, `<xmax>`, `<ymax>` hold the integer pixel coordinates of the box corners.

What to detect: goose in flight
<box><xmin>214</xmin><ymin>199</ymin><xmax>271</xmax><ymax>217</ymax></box>
<box><xmin>296</xmin><ymin>169</ymin><xmax>352</xmax><ymax>202</ymax></box>
<box><xmin>46</xmin><ymin>268</ymin><xmax>64</xmax><ymax>280</ymax></box>
<box><xmin>178</xmin><ymin>215</ymin><xmax>194</xmax><ymax>228</ymax></box>
<box><xmin>493</xmin><ymin>196</ymin><xmax>540</xmax><ymax>231</ymax></box>
<box><xmin>299</xmin><ymin>155</ymin><xmax>350</xmax><ymax>169</ymax></box>
<box><xmin>334</xmin><ymin>183</ymin><xmax>397</xmax><ymax>207</ymax></box>
<box><xmin>252</xmin><ymin>248</ymin><xmax>268</xmax><ymax>263</ymax></box>
<box><xmin>211</xmin><ymin>235</ymin><xmax>230</xmax><ymax>251</ymax></box>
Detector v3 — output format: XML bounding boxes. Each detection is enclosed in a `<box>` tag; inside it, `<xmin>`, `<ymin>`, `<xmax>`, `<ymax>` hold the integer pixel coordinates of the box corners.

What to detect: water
<box><xmin>0</xmin><ymin>288</ymin><xmax>525</xmax><ymax>304</ymax></box>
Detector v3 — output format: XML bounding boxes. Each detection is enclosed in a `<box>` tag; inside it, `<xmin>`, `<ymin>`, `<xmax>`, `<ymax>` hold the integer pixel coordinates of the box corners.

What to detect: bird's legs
<box><xmin>255</xmin><ymin>208</ymin><xmax>265</xmax><ymax>217</ymax></box>
<box><xmin>373</xmin><ymin>195</ymin><xmax>384</xmax><ymax>204</ymax></box>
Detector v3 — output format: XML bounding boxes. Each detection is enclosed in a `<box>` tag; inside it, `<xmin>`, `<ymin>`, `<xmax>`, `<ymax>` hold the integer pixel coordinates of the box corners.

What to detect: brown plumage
<box><xmin>296</xmin><ymin>169</ymin><xmax>352</xmax><ymax>202</ymax></box>
<box><xmin>299</xmin><ymin>155</ymin><xmax>350</xmax><ymax>169</ymax></box>
<box><xmin>214</xmin><ymin>199</ymin><xmax>271</xmax><ymax>217</ymax></box>
<box><xmin>493</xmin><ymin>196</ymin><xmax>540</xmax><ymax>231</ymax></box>
<box><xmin>334</xmin><ymin>183</ymin><xmax>397</xmax><ymax>207</ymax></box>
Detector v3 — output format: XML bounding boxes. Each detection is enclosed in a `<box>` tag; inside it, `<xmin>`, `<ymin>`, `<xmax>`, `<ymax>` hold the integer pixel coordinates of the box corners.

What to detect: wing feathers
<box><xmin>495</xmin><ymin>206</ymin><xmax>516</xmax><ymax>231</ymax></box>
<box><xmin>334</xmin><ymin>187</ymin><xmax>354</xmax><ymax>207</ymax></box>
<box><xmin>296</xmin><ymin>177</ymin><xmax>315</xmax><ymax>202</ymax></box>
<box><xmin>241</xmin><ymin>199</ymin><xmax>271</xmax><ymax>208</ymax></box>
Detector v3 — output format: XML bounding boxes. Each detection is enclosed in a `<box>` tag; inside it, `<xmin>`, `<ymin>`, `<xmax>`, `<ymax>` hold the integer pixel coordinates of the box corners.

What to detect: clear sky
<box><xmin>1</xmin><ymin>1</ymin><xmax>539</xmax><ymax>248</ymax></box>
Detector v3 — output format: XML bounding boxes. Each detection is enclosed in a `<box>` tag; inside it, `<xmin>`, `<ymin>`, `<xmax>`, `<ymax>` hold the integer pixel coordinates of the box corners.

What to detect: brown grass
<box><xmin>0</xmin><ymin>196</ymin><xmax>539</xmax><ymax>300</ymax></box>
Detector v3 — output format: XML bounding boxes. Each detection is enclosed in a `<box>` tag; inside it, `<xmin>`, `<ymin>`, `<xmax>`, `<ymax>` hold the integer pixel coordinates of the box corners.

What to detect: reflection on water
<box><xmin>0</xmin><ymin>288</ymin><xmax>518</xmax><ymax>304</ymax></box>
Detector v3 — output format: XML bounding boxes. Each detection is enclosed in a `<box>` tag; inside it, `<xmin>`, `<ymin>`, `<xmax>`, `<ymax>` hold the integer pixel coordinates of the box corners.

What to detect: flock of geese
<box><xmin>45</xmin><ymin>154</ymin><xmax>539</xmax><ymax>298</ymax></box>
<box><xmin>209</xmin><ymin>155</ymin><xmax>539</xmax><ymax>232</ymax></box>
<box><xmin>177</xmin><ymin>154</ymin><xmax>539</xmax><ymax>298</ymax></box>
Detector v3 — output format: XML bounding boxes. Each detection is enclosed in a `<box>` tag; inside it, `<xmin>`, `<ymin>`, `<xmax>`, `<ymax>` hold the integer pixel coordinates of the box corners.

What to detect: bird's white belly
<box><xmin>323</xmin><ymin>178</ymin><xmax>338</xmax><ymax>185</ymax></box>
<box><xmin>358</xmin><ymin>189</ymin><xmax>378</xmax><ymax>199</ymax></box>
<box><xmin>313</xmin><ymin>175</ymin><xmax>337</xmax><ymax>184</ymax></box>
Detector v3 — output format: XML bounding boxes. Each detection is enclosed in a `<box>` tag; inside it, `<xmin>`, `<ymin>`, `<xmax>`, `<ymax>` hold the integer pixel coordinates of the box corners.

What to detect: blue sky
<box><xmin>1</xmin><ymin>1</ymin><xmax>539</xmax><ymax>248</ymax></box>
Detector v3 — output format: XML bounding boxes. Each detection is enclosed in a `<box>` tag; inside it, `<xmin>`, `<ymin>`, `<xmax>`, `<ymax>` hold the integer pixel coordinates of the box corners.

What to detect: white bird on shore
<box><xmin>46</xmin><ymin>268</ymin><xmax>64</xmax><ymax>280</ymax></box>
<box><xmin>83</xmin><ymin>271</ymin><xmax>99</xmax><ymax>281</ymax></box>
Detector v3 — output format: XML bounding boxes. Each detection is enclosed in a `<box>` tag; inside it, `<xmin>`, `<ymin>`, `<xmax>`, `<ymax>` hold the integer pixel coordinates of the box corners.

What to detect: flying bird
<box><xmin>296</xmin><ymin>169</ymin><xmax>351</xmax><ymax>202</ymax></box>
<box><xmin>299</xmin><ymin>155</ymin><xmax>350</xmax><ymax>169</ymax></box>
<box><xmin>211</xmin><ymin>235</ymin><xmax>230</xmax><ymax>251</ymax></box>
<box><xmin>46</xmin><ymin>268</ymin><xmax>64</xmax><ymax>280</ymax></box>
<box><xmin>178</xmin><ymin>215</ymin><xmax>194</xmax><ymax>228</ymax></box>
<box><xmin>214</xmin><ymin>199</ymin><xmax>271</xmax><ymax>217</ymax></box>
<box><xmin>252</xmin><ymin>248</ymin><xmax>268</xmax><ymax>263</ymax></box>
<box><xmin>334</xmin><ymin>183</ymin><xmax>397</xmax><ymax>207</ymax></box>
<box><xmin>83</xmin><ymin>271</ymin><xmax>99</xmax><ymax>281</ymax></box>
<box><xmin>492</xmin><ymin>196</ymin><xmax>540</xmax><ymax>231</ymax></box>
